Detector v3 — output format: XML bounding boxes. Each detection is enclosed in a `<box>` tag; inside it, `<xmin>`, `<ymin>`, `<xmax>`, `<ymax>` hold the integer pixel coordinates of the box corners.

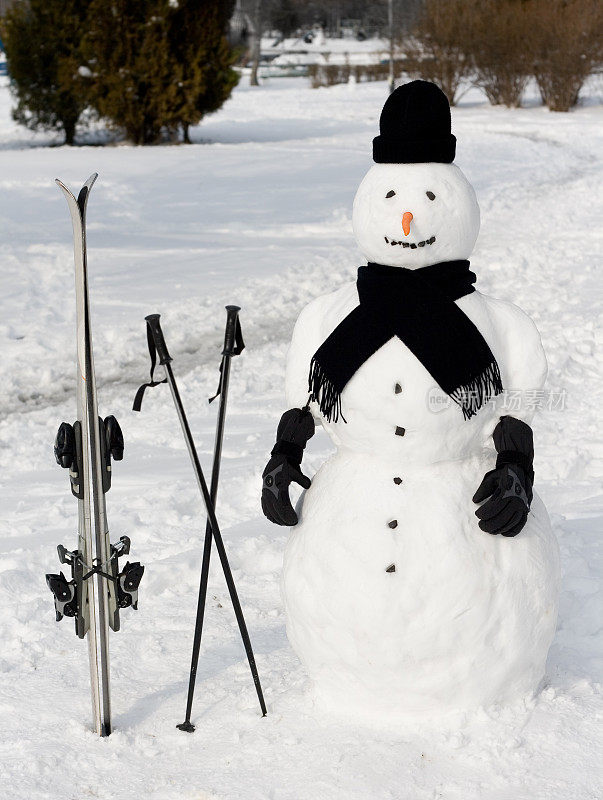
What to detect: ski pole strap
<box><xmin>208</xmin><ymin>308</ymin><xmax>245</xmax><ymax>404</ymax></box>
<box><xmin>132</xmin><ymin>318</ymin><xmax>168</xmax><ymax>412</ymax></box>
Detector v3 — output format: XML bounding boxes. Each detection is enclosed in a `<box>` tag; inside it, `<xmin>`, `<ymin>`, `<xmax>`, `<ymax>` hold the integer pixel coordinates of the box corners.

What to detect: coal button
<box><xmin>394</xmin><ymin>383</ymin><xmax>402</xmax><ymax>394</ymax></box>
<box><xmin>395</xmin><ymin>426</ymin><xmax>405</xmax><ymax>436</ymax></box>
<box><xmin>388</xmin><ymin>520</ymin><xmax>398</xmax><ymax>529</ymax></box>
<box><xmin>385</xmin><ymin>564</ymin><xmax>396</xmax><ymax>573</ymax></box>
<box><xmin>393</xmin><ymin>477</ymin><xmax>402</xmax><ymax>485</ymax></box>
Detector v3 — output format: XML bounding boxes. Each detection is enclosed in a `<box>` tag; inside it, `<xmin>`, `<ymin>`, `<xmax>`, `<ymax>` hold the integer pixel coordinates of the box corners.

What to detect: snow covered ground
<box><xmin>1</xmin><ymin>75</ymin><xmax>602</xmax><ymax>799</ymax></box>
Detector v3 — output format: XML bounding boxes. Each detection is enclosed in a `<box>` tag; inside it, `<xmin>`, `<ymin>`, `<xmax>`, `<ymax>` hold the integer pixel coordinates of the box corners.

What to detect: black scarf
<box><xmin>308</xmin><ymin>260</ymin><xmax>503</xmax><ymax>423</ymax></box>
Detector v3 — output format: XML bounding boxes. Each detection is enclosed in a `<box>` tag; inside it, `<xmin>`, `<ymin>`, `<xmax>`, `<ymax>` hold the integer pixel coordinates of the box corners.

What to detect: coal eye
<box><xmin>385</xmin><ymin>190</ymin><xmax>396</xmax><ymax>199</ymax></box>
<box><xmin>426</xmin><ymin>191</ymin><xmax>436</xmax><ymax>201</ymax></box>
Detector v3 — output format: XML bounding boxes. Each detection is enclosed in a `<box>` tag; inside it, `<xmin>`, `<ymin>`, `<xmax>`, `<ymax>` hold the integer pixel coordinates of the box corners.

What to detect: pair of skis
<box><xmin>46</xmin><ymin>176</ymin><xmax>144</xmax><ymax>736</ymax></box>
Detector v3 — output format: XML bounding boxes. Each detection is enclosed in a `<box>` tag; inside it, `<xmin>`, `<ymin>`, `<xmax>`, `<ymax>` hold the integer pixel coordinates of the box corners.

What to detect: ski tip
<box><xmin>55</xmin><ymin>174</ymin><xmax>99</xmax><ymax>194</ymax></box>
<box><xmin>84</xmin><ymin>173</ymin><xmax>99</xmax><ymax>191</ymax></box>
<box><xmin>176</xmin><ymin>721</ymin><xmax>196</xmax><ymax>733</ymax></box>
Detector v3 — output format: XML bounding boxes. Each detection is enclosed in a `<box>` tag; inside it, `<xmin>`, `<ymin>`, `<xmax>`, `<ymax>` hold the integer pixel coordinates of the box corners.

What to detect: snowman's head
<box><xmin>352</xmin><ymin>162</ymin><xmax>480</xmax><ymax>268</ymax></box>
<box><xmin>354</xmin><ymin>80</ymin><xmax>480</xmax><ymax>268</ymax></box>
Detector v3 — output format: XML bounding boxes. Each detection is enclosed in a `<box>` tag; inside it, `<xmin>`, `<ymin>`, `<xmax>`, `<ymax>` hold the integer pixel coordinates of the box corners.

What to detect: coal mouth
<box><xmin>384</xmin><ymin>235</ymin><xmax>436</xmax><ymax>249</ymax></box>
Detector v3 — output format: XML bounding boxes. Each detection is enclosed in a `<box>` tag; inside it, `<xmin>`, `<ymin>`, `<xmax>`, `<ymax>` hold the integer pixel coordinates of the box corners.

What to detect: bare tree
<box><xmin>249</xmin><ymin>0</ymin><xmax>261</xmax><ymax>86</ymax></box>
<box><xmin>529</xmin><ymin>0</ymin><xmax>603</xmax><ymax>111</ymax></box>
<box><xmin>469</xmin><ymin>0</ymin><xmax>532</xmax><ymax>108</ymax></box>
<box><xmin>403</xmin><ymin>0</ymin><xmax>473</xmax><ymax>106</ymax></box>
<box><xmin>387</xmin><ymin>0</ymin><xmax>394</xmax><ymax>93</ymax></box>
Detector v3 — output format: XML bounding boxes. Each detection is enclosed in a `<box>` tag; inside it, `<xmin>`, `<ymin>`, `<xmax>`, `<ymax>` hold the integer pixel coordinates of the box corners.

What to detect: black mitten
<box><xmin>473</xmin><ymin>416</ymin><xmax>534</xmax><ymax>537</ymax></box>
<box><xmin>262</xmin><ymin>407</ymin><xmax>315</xmax><ymax>526</ymax></box>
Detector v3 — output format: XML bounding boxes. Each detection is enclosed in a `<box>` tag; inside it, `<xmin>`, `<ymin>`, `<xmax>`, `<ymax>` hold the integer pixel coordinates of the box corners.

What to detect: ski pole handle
<box><xmin>222</xmin><ymin>305</ymin><xmax>241</xmax><ymax>357</ymax></box>
<box><xmin>145</xmin><ymin>314</ymin><xmax>172</xmax><ymax>365</ymax></box>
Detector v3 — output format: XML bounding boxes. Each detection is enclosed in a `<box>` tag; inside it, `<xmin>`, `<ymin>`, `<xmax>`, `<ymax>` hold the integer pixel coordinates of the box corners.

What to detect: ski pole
<box><xmin>134</xmin><ymin>314</ymin><xmax>267</xmax><ymax>728</ymax></box>
<box><xmin>177</xmin><ymin>306</ymin><xmax>251</xmax><ymax>732</ymax></box>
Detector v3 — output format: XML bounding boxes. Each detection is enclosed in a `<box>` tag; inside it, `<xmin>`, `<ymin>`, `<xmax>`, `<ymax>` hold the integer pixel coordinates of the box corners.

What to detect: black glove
<box><xmin>473</xmin><ymin>416</ymin><xmax>534</xmax><ymax>537</ymax></box>
<box><xmin>262</xmin><ymin>407</ymin><xmax>315</xmax><ymax>526</ymax></box>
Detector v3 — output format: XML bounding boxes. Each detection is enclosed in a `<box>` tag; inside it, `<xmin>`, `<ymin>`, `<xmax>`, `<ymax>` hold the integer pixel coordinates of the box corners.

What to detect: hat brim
<box><xmin>373</xmin><ymin>134</ymin><xmax>456</xmax><ymax>164</ymax></box>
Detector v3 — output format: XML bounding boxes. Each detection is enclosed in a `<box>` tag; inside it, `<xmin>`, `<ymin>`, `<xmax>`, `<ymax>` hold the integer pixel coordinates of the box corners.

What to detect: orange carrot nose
<box><xmin>402</xmin><ymin>211</ymin><xmax>413</xmax><ymax>236</ymax></box>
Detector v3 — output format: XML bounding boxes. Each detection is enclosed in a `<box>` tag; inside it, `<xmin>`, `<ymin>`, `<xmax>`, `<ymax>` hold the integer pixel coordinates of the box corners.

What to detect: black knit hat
<box><xmin>373</xmin><ymin>80</ymin><xmax>456</xmax><ymax>164</ymax></box>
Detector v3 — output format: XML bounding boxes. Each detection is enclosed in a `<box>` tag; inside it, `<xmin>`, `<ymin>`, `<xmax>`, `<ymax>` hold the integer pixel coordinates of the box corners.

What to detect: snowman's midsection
<box><xmin>314</xmin><ymin>336</ymin><xmax>500</xmax><ymax>466</ymax></box>
<box><xmin>299</xmin><ymin>450</ymin><xmax>488</xmax><ymax>536</ymax></box>
<box><xmin>295</xmin><ymin>450</ymin><xmax>554</xmax><ymax>584</ymax></box>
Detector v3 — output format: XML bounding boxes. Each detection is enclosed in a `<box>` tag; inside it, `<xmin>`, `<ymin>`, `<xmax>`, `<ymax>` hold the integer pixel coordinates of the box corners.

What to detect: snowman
<box><xmin>262</xmin><ymin>81</ymin><xmax>560</xmax><ymax>719</ymax></box>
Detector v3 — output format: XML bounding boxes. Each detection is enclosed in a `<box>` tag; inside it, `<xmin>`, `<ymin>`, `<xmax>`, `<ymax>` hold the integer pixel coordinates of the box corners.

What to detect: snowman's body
<box><xmin>276</xmin><ymin>133</ymin><xmax>560</xmax><ymax>717</ymax></box>
<box><xmin>282</xmin><ymin>280</ymin><xmax>559</xmax><ymax>717</ymax></box>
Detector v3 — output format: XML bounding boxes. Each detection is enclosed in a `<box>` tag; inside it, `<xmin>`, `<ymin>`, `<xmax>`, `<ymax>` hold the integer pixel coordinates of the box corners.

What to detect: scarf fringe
<box><xmin>308</xmin><ymin>356</ymin><xmax>346</xmax><ymax>423</ymax></box>
<box><xmin>450</xmin><ymin>359</ymin><xmax>503</xmax><ymax>420</ymax></box>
